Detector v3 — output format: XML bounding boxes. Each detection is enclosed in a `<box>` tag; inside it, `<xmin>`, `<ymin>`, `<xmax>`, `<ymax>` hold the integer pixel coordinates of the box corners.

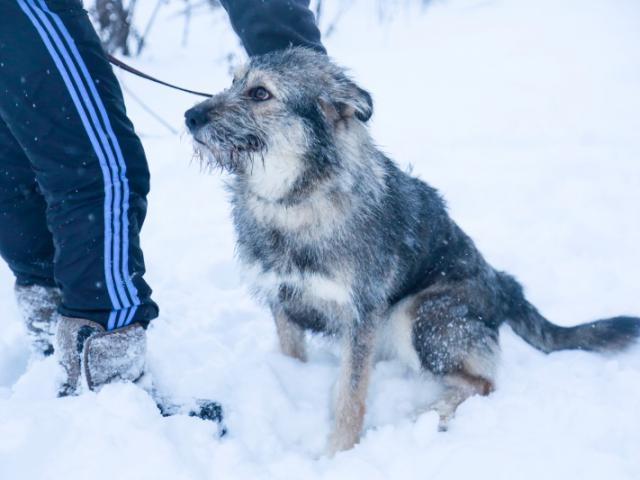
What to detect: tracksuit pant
<box><xmin>0</xmin><ymin>0</ymin><xmax>158</xmax><ymax>329</ymax></box>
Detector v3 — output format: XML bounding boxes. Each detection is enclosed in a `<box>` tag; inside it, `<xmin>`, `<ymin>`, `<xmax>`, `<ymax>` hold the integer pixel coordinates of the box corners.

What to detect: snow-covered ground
<box><xmin>1</xmin><ymin>0</ymin><xmax>639</xmax><ymax>478</ymax></box>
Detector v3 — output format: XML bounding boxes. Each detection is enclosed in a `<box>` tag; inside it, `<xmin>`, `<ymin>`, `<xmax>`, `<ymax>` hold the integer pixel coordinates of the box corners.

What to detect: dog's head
<box><xmin>185</xmin><ymin>48</ymin><xmax>373</xmax><ymax>198</ymax></box>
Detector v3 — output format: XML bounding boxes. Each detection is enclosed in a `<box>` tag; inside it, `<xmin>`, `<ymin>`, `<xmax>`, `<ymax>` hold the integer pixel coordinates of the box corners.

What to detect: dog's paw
<box><xmin>281</xmin><ymin>348</ymin><xmax>307</xmax><ymax>363</ymax></box>
<box><xmin>324</xmin><ymin>430</ymin><xmax>360</xmax><ymax>457</ymax></box>
<box><xmin>431</xmin><ymin>399</ymin><xmax>455</xmax><ymax>432</ymax></box>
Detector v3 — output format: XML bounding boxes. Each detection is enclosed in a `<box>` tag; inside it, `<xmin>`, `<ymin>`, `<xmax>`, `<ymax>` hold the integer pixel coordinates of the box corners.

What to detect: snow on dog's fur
<box><xmin>185</xmin><ymin>47</ymin><xmax>640</xmax><ymax>454</ymax></box>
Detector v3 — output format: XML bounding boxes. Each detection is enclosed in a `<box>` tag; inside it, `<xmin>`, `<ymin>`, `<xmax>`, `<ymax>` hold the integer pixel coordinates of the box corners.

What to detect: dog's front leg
<box><xmin>326</xmin><ymin>320</ymin><xmax>375</xmax><ymax>455</ymax></box>
<box><xmin>271</xmin><ymin>305</ymin><xmax>307</xmax><ymax>362</ymax></box>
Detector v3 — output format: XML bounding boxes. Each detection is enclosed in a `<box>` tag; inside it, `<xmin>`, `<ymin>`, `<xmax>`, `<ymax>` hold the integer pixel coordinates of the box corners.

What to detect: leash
<box><xmin>107</xmin><ymin>54</ymin><xmax>213</xmax><ymax>98</ymax></box>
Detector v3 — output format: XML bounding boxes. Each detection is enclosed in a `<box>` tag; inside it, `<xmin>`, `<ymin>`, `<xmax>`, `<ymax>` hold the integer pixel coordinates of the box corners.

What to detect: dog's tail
<box><xmin>497</xmin><ymin>272</ymin><xmax>640</xmax><ymax>354</ymax></box>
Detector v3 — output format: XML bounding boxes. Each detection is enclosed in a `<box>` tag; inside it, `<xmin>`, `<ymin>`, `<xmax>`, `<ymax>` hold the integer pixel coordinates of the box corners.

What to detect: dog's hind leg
<box><xmin>411</xmin><ymin>286</ymin><xmax>499</xmax><ymax>430</ymax></box>
<box><xmin>272</xmin><ymin>306</ymin><xmax>307</xmax><ymax>362</ymax></box>
<box><xmin>432</xmin><ymin>370</ymin><xmax>494</xmax><ymax>431</ymax></box>
<box><xmin>326</xmin><ymin>322</ymin><xmax>376</xmax><ymax>455</ymax></box>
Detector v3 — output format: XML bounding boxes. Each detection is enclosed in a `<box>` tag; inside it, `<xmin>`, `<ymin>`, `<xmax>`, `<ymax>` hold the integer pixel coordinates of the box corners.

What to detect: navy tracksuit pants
<box><xmin>0</xmin><ymin>0</ymin><xmax>158</xmax><ymax>329</ymax></box>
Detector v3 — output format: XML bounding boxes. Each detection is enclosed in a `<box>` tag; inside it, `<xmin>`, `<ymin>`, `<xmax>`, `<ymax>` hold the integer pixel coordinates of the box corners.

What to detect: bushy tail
<box><xmin>497</xmin><ymin>272</ymin><xmax>640</xmax><ymax>354</ymax></box>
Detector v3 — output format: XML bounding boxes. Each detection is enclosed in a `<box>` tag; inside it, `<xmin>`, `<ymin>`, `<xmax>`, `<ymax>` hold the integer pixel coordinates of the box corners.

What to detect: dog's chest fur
<box><xmin>233</xmin><ymin>186</ymin><xmax>358</xmax><ymax>333</ymax></box>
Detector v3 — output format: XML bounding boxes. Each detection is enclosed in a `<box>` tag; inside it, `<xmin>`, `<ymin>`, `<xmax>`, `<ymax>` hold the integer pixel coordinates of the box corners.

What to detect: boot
<box><xmin>14</xmin><ymin>284</ymin><xmax>62</xmax><ymax>356</ymax></box>
<box><xmin>56</xmin><ymin>316</ymin><xmax>146</xmax><ymax>396</ymax></box>
<box><xmin>56</xmin><ymin>316</ymin><xmax>226</xmax><ymax>433</ymax></box>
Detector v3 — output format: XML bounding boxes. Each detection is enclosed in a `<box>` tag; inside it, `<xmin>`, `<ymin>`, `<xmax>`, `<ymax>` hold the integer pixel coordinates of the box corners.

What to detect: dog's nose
<box><xmin>184</xmin><ymin>106</ymin><xmax>209</xmax><ymax>132</ymax></box>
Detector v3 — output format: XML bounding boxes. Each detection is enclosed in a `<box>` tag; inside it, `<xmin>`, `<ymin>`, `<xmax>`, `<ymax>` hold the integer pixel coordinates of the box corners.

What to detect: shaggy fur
<box><xmin>185</xmin><ymin>47</ymin><xmax>640</xmax><ymax>454</ymax></box>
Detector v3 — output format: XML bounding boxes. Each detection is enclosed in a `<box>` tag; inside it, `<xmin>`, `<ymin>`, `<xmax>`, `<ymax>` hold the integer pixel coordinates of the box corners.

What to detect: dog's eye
<box><xmin>248</xmin><ymin>86</ymin><xmax>272</xmax><ymax>102</ymax></box>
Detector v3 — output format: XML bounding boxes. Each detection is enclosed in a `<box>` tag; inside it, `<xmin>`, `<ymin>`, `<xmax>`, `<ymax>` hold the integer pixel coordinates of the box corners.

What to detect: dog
<box><xmin>185</xmin><ymin>47</ymin><xmax>640</xmax><ymax>455</ymax></box>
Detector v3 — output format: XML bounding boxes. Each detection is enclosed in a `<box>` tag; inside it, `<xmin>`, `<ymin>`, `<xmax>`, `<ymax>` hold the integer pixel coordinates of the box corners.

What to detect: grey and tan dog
<box><xmin>185</xmin><ymin>48</ymin><xmax>640</xmax><ymax>454</ymax></box>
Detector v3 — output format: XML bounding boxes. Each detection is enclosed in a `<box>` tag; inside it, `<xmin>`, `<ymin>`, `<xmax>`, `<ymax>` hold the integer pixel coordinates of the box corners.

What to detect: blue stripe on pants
<box><xmin>34</xmin><ymin>0</ymin><xmax>141</xmax><ymax>309</ymax></box>
<box><xmin>17</xmin><ymin>0</ymin><xmax>126</xmax><ymax>313</ymax></box>
<box><xmin>20</xmin><ymin>0</ymin><xmax>143</xmax><ymax>314</ymax></box>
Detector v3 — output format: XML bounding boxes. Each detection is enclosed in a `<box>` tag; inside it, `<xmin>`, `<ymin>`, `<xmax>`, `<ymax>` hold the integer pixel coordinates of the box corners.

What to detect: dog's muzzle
<box><xmin>185</xmin><ymin>106</ymin><xmax>208</xmax><ymax>133</ymax></box>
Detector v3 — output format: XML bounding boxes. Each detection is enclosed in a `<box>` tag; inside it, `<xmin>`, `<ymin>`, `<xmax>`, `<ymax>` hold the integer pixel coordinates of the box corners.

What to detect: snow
<box><xmin>2</xmin><ymin>0</ymin><xmax>640</xmax><ymax>478</ymax></box>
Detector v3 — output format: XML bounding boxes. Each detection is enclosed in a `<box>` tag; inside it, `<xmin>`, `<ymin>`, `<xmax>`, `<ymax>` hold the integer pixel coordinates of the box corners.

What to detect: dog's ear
<box><xmin>320</xmin><ymin>75</ymin><xmax>373</xmax><ymax>123</ymax></box>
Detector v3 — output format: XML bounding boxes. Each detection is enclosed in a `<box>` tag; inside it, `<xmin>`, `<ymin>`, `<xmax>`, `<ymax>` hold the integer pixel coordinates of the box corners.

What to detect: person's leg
<box><xmin>0</xmin><ymin>0</ymin><xmax>158</xmax><ymax>331</ymax></box>
<box><xmin>0</xmin><ymin>118</ymin><xmax>56</xmax><ymax>289</ymax></box>
<box><xmin>0</xmin><ymin>1</ymin><xmax>224</xmax><ymax>425</ymax></box>
<box><xmin>0</xmin><ymin>117</ymin><xmax>61</xmax><ymax>355</ymax></box>
<box><xmin>0</xmin><ymin>0</ymin><xmax>158</xmax><ymax>393</ymax></box>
